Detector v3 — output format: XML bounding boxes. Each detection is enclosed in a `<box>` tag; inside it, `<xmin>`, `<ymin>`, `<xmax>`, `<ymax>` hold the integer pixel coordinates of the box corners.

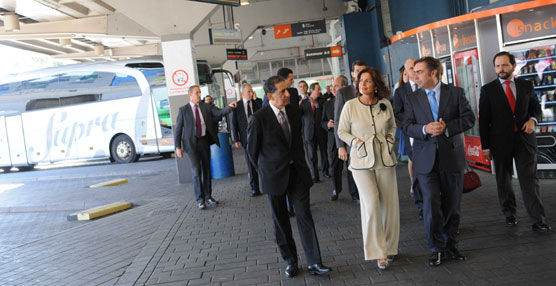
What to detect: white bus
<box><xmin>0</xmin><ymin>56</ymin><xmax>218</xmax><ymax>171</ymax></box>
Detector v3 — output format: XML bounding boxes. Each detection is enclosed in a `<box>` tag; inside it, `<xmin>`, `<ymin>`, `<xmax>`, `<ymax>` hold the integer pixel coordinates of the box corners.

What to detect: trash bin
<box><xmin>210</xmin><ymin>132</ymin><xmax>235</xmax><ymax>179</ymax></box>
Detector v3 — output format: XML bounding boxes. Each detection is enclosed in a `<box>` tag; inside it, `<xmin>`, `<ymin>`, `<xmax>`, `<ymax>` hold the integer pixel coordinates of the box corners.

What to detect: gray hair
<box><xmin>241</xmin><ymin>83</ymin><xmax>252</xmax><ymax>93</ymax></box>
<box><xmin>188</xmin><ymin>85</ymin><xmax>200</xmax><ymax>94</ymax></box>
<box><xmin>337</xmin><ymin>75</ymin><xmax>349</xmax><ymax>87</ymax></box>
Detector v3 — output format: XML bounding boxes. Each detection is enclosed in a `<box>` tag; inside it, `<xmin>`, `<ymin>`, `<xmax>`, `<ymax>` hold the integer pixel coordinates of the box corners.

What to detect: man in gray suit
<box><xmin>174</xmin><ymin>86</ymin><xmax>237</xmax><ymax>210</ymax></box>
<box><xmin>402</xmin><ymin>57</ymin><xmax>475</xmax><ymax>266</ymax></box>
<box><xmin>332</xmin><ymin>60</ymin><xmax>367</xmax><ymax>202</ymax></box>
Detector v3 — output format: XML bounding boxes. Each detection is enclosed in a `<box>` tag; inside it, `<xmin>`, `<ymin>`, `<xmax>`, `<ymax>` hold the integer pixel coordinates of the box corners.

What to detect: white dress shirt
<box><xmin>190</xmin><ymin>101</ymin><xmax>206</xmax><ymax>137</ymax></box>
<box><xmin>243</xmin><ymin>98</ymin><xmax>253</xmax><ymax>118</ymax></box>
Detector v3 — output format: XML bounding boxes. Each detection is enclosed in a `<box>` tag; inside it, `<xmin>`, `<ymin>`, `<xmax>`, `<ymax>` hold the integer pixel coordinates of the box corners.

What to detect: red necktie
<box><xmin>194</xmin><ymin>104</ymin><xmax>202</xmax><ymax>138</ymax></box>
<box><xmin>504</xmin><ymin>81</ymin><xmax>517</xmax><ymax>132</ymax></box>
<box><xmin>312</xmin><ymin>103</ymin><xmax>315</xmax><ymax>113</ymax></box>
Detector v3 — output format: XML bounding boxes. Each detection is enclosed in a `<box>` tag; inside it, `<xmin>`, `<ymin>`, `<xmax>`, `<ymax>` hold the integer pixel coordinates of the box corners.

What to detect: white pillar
<box><xmin>161</xmin><ymin>36</ymin><xmax>199</xmax><ymax>184</ymax></box>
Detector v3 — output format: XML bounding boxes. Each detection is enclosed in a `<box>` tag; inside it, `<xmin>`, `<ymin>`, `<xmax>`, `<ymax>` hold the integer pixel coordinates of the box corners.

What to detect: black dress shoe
<box><xmin>418</xmin><ymin>210</ymin><xmax>423</xmax><ymax>220</ymax></box>
<box><xmin>250</xmin><ymin>190</ymin><xmax>261</xmax><ymax>197</ymax></box>
<box><xmin>532</xmin><ymin>223</ymin><xmax>551</xmax><ymax>233</ymax></box>
<box><xmin>445</xmin><ymin>247</ymin><xmax>466</xmax><ymax>261</ymax></box>
<box><xmin>330</xmin><ymin>190</ymin><xmax>338</xmax><ymax>201</ymax></box>
<box><xmin>505</xmin><ymin>216</ymin><xmax>517</xmax><ymax>226</ymax></box>
<box><xmin>428</xmin><ymin>251</ymin><xmax>443</xmax><ymax>267</ymax></box>
<box><xmin>313</xmin><ymin>178</ymin><xmax>320</xmax><ymax>183</ymax></box>
<box><xmin>284</xmin><ymin>263</ymin><xmax>298</xmax><ymax>278</ymax></box>
<box><xmin>307</xmin><ymin>263</ymin><xmax>331</xmax><ymax>275</ymax></box>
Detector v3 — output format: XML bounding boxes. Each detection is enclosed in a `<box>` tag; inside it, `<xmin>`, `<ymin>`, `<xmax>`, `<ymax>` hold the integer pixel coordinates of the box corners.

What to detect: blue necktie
<box><xmin>428</xmin><ymin>90</ymin><xmax>438</xmax><ymax>121</ymax></box>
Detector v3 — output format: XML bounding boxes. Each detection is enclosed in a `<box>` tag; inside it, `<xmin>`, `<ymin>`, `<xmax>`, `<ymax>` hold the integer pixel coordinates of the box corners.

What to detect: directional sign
<box><xmin>209</xmin><ymin>28</ymin><xmax>242</xmax><ymax>45</ymax></box>
<box><xmin>226</xmin><ymin>49</ymin><xmax>248</xmax><ymax>60</ymax></box>
<box><xmin>305</xmin><ymin>46</ymin><xmax>343</xmax><ymax>60</ymax></box>
<box><xmin>274</xmin><ymin>20</ymin><xmax>326</xmax><ymax>39</ymax></box>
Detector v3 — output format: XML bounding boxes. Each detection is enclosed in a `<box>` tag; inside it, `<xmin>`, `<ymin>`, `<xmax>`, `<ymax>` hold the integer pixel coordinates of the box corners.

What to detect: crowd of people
<box><xmin>173</xmin><ymin>52</ymin><xmax>551</xmax><ymax>277</ymax></box>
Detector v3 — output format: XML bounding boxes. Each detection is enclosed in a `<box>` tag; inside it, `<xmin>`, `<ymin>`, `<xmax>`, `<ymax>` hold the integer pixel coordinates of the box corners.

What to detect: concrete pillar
<box><xmin>161</xmin><ymin>35</ymin><xmax>199</xmax><ymax>184</ymax></box>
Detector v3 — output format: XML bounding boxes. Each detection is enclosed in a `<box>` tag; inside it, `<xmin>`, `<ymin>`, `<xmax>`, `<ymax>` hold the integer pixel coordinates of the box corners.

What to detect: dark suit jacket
<box><xmin>334</xmin><ymin>85</ymin><xmax>356</xmax><ymax>148</ymax></box>
<box><xmin>394</xmin><ymin>82</ymin><xmax>413</xmax><ymax>125</ymax></box>
<box><xmin>300</xmin><ymin>96</ymin><xmax>326</xmax><ymax>141</ymax></box>
<box><xmin>321</xmin><ymin>97</ymin><xmax>336</xmax><ymax>152</ymax></box>
<box><xmin>402</xmin><ymin>83</ymin><xmax>475</xmax><ymax>174</ymax></box>
<box><xmin>247</xmin><ymin>104</ymin><xmax>313</xmax><ymax>195</ymax></box>
<box><xmin>479</xmin><ymin>77</ymin><xmax>541</xmax><ymax>158</ymax></box>
<box><xmin>230</xmin><ymin>99</ymin><xmax>261</xmax><ymax>146</ymax></box>
<box><xmin>174</xmin><ymin>102</ymin><xmax>230</xmax><ymax>154</ymax></box>
<box><xmin>263</xmin><ymin>87</ymin><xmax>300</xmax><ymax>109</ymax></box>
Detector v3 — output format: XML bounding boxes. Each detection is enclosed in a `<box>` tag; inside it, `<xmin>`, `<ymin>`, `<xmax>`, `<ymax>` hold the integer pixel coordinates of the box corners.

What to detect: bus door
<box><xmin>5</xmin><ymin>115</ymin><xmax>29</xmax><ymax>167</ymax></box>
<box><xmin>0</xmin><ymin>116</ymin><xmax>12</xmax><ymax>168</ymax></box>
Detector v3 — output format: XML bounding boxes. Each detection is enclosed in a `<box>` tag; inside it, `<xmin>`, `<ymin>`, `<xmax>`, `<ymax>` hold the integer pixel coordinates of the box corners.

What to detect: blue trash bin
<box><xmin>210</xmin><ymin>132</ymin><xmax>235</xmax><ymax>179</ymax></box>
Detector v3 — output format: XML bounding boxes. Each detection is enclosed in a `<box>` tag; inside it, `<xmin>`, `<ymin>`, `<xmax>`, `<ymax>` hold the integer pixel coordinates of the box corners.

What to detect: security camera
<box><xmin>261</xmin><ymin>29</ymin><xmax>266</xmax><ymax>36</ymax></box>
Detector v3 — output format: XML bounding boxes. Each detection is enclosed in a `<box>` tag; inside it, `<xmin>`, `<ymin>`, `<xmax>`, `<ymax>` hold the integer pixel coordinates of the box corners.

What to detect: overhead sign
<box><xmin>418</xmin><ymin>32</ymin><xmax>433</xmax><ymax>57</ymax></box>
<box><xmin>226</xmin><ymin>49</ymin><xmax>248</xmax><ymax>60</ymax></box>
<box><xmin>304</xmin><ymin>46</ymin><xmax>343</xmax><ymax>60</ymax></box>
<box><xmin>501</xmin><ymin>5</ymin><xmax>556</xmax><ymax>43</ymax></box>
<box><xmin>432</xmin><ymin>26</ymin><xmax>450</xmax><ymax>58</ymax></box>
<box><xmin>190</xmin><ymin>0</ymin><xmax>240</xmax><ymax>6</ymax></box>
<box><xmin>209</xmin><ymin>28</ymin><xmax>242</xmax><ymax>45</ymax></box>
<box><xmin>450</xmin><ymin>22</ymin><xmax>477</xmax><ymax>52</ymax></box>
<box><xmin>274</xmin><ymin>20</ymin><xmax>327</xmax><ymax>39</ymax></box>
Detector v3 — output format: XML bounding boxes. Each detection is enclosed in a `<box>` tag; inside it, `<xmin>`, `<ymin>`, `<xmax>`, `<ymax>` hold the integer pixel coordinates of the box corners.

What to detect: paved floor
<box><xmin>0</xmin><ymin>149</ymin><xmax>555</xmax><ymax>285</ymax></box>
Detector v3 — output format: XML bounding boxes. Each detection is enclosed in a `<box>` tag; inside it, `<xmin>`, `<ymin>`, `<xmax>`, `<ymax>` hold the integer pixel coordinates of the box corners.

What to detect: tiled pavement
<box><xmin>0</xmin><ymin>149</ymin><xmax>555</xmax><ymax>285</ymax></box>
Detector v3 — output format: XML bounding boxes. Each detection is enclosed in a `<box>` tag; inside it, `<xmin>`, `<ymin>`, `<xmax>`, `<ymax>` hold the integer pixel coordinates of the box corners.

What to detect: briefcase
<box><xmin>463</xmin><ymin>165</ymin><xmax>482</xmax><ymax>193</ymax></box>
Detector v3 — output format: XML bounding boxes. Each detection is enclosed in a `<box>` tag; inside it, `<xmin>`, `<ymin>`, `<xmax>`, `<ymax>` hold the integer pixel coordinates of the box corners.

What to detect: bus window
<box><xmin>152</xmin><ymin>86</ymin><xmax>171</xmax><ymax>127</ymax></box>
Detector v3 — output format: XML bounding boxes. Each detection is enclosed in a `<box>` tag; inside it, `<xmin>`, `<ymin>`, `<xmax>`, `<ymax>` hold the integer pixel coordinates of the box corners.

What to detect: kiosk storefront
<box><xmin>389</xmin><ymin>0</ymin><xmax>556</xmax><ymax>177</ymax></box>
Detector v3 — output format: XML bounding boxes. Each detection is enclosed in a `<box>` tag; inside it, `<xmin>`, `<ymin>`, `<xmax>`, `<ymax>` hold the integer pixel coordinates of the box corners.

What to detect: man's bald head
<box><xmin>404</xmin><ymin>58</ymin><xmax>417</xmax><ymax>82</ymax></box>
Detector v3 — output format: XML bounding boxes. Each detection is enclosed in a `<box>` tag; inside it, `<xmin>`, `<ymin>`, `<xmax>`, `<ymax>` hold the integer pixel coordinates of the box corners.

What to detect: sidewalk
<box><xmin>0</xmin><ymin>149</ymin><xmax>555</xmax><ymax>285</ymax></box>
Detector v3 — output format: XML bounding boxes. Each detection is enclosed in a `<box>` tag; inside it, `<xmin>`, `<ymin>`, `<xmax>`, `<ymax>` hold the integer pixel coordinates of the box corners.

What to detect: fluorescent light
<box><xmin>241</xmin><ymin>0</ymin><xmax>250</xmax><ymax>6</ymax></box>
<box><xmin>248</xmin><ymin>36</ymin><xmax>253</xmax><ymax>40</ymax></box>
<box><xmin>4</xmin><ymin>13</ymin><xmax>20</xmax><ymax>32</ymax></box>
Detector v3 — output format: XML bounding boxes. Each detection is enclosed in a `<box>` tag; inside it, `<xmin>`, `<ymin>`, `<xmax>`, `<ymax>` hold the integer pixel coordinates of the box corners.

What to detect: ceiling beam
<box><xmin>59</xmin><ymin>0</ymin><xmax>116</xmax><ymax>14</ymax></box>
<box><xmin>33</xmin><ymin>0</ymin><xmax>89</xmax><ymax>17</ymax></box>
<box><xmin>0</xmin><ymin>14</ymin><xmax>158</xmax><ymax>40</ymax></box>
<box><xmin>51</xmin><ymin>43</ymin><xmax>161</xmax><ymax>59</ymax></box>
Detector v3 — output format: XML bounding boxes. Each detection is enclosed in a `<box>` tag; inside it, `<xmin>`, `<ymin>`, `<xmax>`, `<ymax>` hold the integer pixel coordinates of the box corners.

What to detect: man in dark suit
<box><xmin>263</xmin><ymin>67</ymin><xmax>300</xmax><ymax>110</ymax></box>
<box><xmin>333</xmin><ymin>60</ymin><xmax>367</xmax><ymax>202</ymax></box>
<box><xmin>247</xmin><ymin>76</ymin><xmax>331</xmax><ymax>278</ymax></box>
<box><xmin>394</xmin><ymin>57</ymin><xmax>423</xmax><ymax>219</ymax></box>
<box><xmin>263</xmin><ymin>67</ymin><xmax>300</xmax><ymax>217</ymax></box>
<box><xmin>402</xmin><ymin>57</ymin><xmax>475</xmax><ymax>266</ymax></box>
<box><xmin>322</xmin><ymin>75</ymin><xmax>359</xmax><ymax>201</ymax></box>
<box><xmin>231</xmin><ymin>83</ymin><xmax>261</xmax><ymax>197</ymax></box>
<box><xmin>301</xmin><ymin>82</ymin><xmax>329</xmax><ymax>182</ymax></box>
<box><xmin>479</xmin><ymin>51</ymin><xmax>550</xmax><ymax>232</ymax></box>
<box><xmin>174</xmin><ymin>86</ymin><xmax>236</xmax><ymax>210</ymax></box>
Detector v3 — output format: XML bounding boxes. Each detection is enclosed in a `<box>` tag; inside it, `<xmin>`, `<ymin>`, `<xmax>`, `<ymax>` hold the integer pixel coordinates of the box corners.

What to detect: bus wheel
<box><xmin>111</xmin><ymin>134</ymin><xmax>137</xmax><ymax>163</ymax></box>
<box><xmin>17</xmin><ymin>165</ymin><xmax>35</xmax><ymax>171</ymax></box>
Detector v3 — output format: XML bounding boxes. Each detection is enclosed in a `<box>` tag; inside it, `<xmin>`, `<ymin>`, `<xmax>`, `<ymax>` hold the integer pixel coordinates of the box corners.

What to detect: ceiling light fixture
<box><xmin>4</xmin><ymin>13</ymin><xmax>20</xmax><ymax>32</ymax></box>
<box><xmin>59</xmin><ymin>38</ymin><xmax>72</xmax><ymax>47</ymax></box>
<box><xmin>241</xmin><ymin>0</ymin><xmax>250</xmax><ymax>6</ymax></box>
<box><xmin>94</xmin><ymin>45</ymin><xmax>105</xmax><ymax>56</ymax></box>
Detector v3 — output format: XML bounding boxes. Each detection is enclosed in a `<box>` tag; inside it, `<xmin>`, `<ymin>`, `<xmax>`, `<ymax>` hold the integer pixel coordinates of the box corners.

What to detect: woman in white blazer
<box><xmin>337</xmin><ymin>67</ymin><xmax>399</xmax><ymax>270</ymax></box>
